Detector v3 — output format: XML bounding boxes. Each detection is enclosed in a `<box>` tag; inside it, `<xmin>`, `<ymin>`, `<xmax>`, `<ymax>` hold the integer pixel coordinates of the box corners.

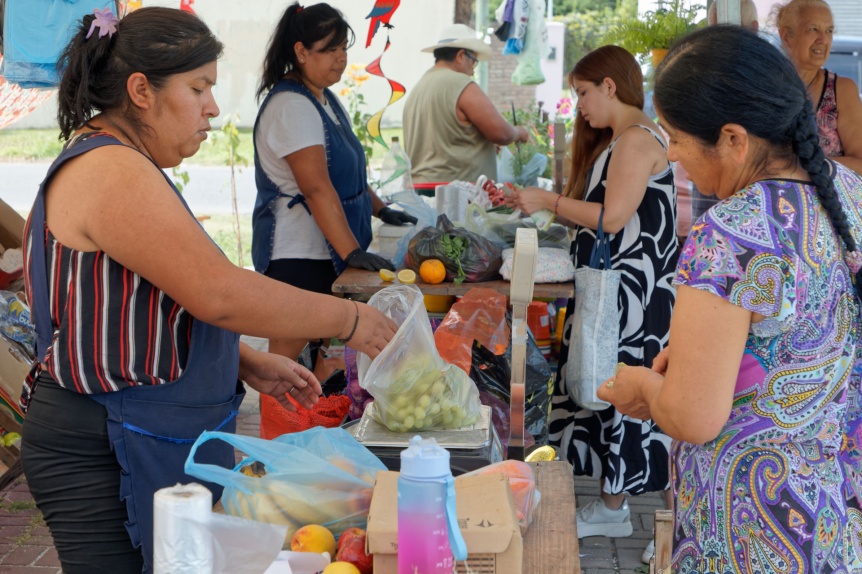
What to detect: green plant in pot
<box><xmin>603</xmin><ymin>0</ymin><xmax>704</xmax><ymax>68</ymax></box>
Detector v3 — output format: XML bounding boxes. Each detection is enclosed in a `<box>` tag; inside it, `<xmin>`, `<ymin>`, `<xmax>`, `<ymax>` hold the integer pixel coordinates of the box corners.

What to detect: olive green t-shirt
<box><xmin>402</xmin><ymin>67</ymin><xmax>497</xmax><ymax>184</ymax></box>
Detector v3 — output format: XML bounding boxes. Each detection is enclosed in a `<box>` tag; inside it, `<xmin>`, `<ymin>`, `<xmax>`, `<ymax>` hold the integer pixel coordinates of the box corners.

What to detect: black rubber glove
<box><xmin>377</xmin><ymin>207</ymin><xmax>418</xmax><ymax>226</ymax></box>
<box><xmin>344</xmin><ymin>248</ymin><xmax>395</xmax><ymax>272</ymax></box>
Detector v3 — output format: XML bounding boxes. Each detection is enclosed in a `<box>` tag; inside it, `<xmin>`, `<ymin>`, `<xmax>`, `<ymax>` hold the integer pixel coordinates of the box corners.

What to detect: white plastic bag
<box><xmin>500</xmin><ymin>247</ymin><xmax>575</xmax><ymax>283</ymax></box>
<box><xmin>357</xmin><ymin>285</ymin><xmax>482</xmax><ymax>432</ymax></box>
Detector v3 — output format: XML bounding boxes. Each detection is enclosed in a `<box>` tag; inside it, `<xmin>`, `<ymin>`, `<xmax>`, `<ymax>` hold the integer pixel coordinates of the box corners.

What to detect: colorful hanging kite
<box><xmin>363</xmin><ymin>0</ymin><xmax>404</xmax><ymax>150</ymax></box>
<box><xmin>364</xmin><ymin>0</ymin><xmax>401</xmax><ymax>48</ymax></box>
<box><xmin>364</xmin><ymin>38</ymin><xmax>405</xmax><ymax>148</ymax></box>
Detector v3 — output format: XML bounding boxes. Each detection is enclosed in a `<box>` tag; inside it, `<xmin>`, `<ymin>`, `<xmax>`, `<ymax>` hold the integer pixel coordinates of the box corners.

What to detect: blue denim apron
<box><xmin>251</xmin><ymin>78</ymin><xmax>372</xmax><ymax>275</ymax></box>
<box><xmin>27</xmin><ymin>135</ymin><xmax>245</xmax><ymax>573</ymax></box>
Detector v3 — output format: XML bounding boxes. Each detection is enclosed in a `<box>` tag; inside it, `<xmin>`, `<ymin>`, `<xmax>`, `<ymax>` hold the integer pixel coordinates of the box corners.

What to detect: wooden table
<box><xmin>332</xmin><ymin>267</ymin><xmax>574</xmax><ymax>300</ymax></box>
<box><xmin>524</xmin><ymin>461</ymin><xmax>580</xmax><ymax>573</ymax></box>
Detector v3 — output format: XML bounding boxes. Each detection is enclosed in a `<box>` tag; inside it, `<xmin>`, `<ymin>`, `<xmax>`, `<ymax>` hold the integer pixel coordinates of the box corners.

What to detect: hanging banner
<box><xmin>364</xmin><ymin>0</ymin><xmax>401</xmax><ymax>48</ymax></box>
<box><xmin>364</xmin><ymin>39</ymin><xmax>405</xmax><ymax>149</ymax></box>
<box><xmin>0</xmin><ymin>58</ymin><xmax>55</xmax><ymax>130</ymax></box>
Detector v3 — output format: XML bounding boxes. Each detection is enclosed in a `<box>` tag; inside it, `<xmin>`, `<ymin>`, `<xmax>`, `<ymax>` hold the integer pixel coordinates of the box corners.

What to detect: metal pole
<box><xmin>475</xmin><ymin>0</ymin><xmax>490</xmax><ymax>92</ymax></box>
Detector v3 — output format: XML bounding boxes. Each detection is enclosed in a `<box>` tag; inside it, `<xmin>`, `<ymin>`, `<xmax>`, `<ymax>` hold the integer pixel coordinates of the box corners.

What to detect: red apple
<box><xmin>337</xmin><ymin>527</ymin><xmax>366</xmax><ymax>554</ymax></box>
<box><xmin>336</xmin><ymin>534</ymin><xmax>373</xmax><ymax>574</ymax></box>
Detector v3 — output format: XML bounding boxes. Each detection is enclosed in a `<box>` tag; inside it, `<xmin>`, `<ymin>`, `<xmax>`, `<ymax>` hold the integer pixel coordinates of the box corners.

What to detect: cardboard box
<box><xmin>366</xmin><ymin>471</ymin><xmax>523</xmax><ymax>574</ymax></box>
<box><xmin>0</xmin><ymin>197</ymin><xmax>25</xmax><ymax>290</ymax></box>
<box><xmin>0</xmin><ymin>198</ymin><xmax>28</xmax><ymax>427</ymax></box>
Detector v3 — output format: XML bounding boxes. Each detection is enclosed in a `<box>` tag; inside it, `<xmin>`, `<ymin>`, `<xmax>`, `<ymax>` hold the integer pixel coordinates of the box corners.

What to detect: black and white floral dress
<box><xmin>549</xmin><ymin>124</ymin><xmax>678</xmax><ymax>495</ymax></box>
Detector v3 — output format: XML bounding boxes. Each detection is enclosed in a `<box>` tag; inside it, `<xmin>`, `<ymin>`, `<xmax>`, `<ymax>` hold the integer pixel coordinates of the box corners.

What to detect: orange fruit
<box><xmin>290</xmin><ymin>524</ymin><xmax>336</xmax><ymax>556</ymax></box>
<box><xmin>323</xmin><ymin>563</ymin><xmax>361</xmax><ymax>574</ymax></box>
<box><xmin>419</xmin><ymin>259</ymin><xmax>447</xmax><ymax>284</ymax></box>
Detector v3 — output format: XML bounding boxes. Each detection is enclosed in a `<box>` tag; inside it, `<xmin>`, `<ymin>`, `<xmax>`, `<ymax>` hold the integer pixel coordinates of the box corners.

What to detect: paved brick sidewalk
<box><xmin>0</xmin><ymin>399</ymin><xmax>662</xmax><ymax>573</ymax></box>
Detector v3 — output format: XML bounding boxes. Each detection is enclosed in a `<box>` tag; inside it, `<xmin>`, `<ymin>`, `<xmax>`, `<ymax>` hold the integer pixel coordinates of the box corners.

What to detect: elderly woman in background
<box><xmin>601</xmin><ymin>25</ymin><xmax>862</xmax><ymax>572</ymax></box>
<box><xmin>775</xmin><ymin>0</ymin><xmax>862</xmax><ymax>173</ymax></box>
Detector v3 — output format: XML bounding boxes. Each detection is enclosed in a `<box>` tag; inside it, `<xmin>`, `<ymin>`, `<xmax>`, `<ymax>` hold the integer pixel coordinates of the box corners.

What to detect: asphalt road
<box><xmin>0</xmin><ymin>162</ymin><xmax>258</xmax><ymax>215</ymax></box>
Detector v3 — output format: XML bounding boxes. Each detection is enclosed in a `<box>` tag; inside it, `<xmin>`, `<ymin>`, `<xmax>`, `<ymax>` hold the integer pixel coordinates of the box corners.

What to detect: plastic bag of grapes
<box><xmin>357</xmin><ymin>284</ymin><xmax>482</xmax><ymax>432</ymax></box>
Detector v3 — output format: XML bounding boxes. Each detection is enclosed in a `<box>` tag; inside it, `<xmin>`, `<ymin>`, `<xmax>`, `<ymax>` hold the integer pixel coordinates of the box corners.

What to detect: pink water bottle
<box><xmin>398</xmin><ymin>436</ymin><xmax>467</xmax><ymax>574</ymax></box>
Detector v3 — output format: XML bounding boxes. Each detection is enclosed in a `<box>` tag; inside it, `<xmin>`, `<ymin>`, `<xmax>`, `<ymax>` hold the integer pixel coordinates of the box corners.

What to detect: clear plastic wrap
<box><xmin>461</xmin><ymin>460</ymin><xmax>541</xmax><ymax>534</ymax></box>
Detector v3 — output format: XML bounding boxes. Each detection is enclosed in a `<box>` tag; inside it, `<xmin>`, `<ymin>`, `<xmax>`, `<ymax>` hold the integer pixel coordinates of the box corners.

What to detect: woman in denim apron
<box><xmin>20</xmin><ymin>8</ymin><xmax>396</xmax><ymax>573</ymax></box>
<box><xmin>252</xmin><ymin>2</ymin><xmax>416</xmax><ymax>362</ymax></box>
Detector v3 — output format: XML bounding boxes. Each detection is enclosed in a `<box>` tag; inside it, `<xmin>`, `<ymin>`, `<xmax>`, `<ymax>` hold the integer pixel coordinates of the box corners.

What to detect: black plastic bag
<box><xmin>469</xmin><ymin>314</ymin><xmax>553</xmax><ymax>445</ymax></box>
<box><xmin>405</xmin><ymin>214</ymin><xmax>503</xmax><ymax>284</ymax></box>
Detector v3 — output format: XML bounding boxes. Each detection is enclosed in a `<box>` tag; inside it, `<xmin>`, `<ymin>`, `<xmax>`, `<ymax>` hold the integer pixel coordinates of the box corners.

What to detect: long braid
<box><xmin>790</xmin><ymin>103</ymin><xmax>862</xmax><ymax>293</ymax></box>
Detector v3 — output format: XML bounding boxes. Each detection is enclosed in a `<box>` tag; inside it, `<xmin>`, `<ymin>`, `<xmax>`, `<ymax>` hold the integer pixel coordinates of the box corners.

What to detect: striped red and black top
<box><xmin>21</xmin><ymin>136</ymin><xmax>192</xmax><ymax>410</ymax></box>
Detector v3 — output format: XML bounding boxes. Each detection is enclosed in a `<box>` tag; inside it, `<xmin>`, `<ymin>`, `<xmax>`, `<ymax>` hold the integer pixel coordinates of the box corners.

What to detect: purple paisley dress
<box><xmin>671</xmin><ymin>163</ymin><xmax>862</xmax><ymax>573</ymax></box>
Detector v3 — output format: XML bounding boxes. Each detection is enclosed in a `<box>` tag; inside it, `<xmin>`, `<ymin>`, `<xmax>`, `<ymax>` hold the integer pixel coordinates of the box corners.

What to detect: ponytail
<box><xmin>257</xmin><ymin>2</ymin><xmax>354</xmax><ymax>101</ymax></box>
<box><xmin>55</xmin><ymin>7</ymin><xmax>223</xmax><ymax>141</ymax></box>
<box><xmin>790</xmin><ymin>104</ymin><xmax>862</xmax><ymax>293</ymax></box>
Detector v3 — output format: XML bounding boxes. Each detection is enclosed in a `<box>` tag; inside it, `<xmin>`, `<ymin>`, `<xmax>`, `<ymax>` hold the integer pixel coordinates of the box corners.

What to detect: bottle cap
<box><xmin>400</xmin><ymin>436</ymin><xmax>451</xmax><ymax>479</ymax></box>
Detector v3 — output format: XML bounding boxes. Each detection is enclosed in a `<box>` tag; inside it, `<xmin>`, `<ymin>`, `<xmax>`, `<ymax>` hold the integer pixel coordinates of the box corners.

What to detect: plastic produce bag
<box><xmin>497</xmin><ymin>146</ymin><xmax>549</xmax><ymax>188</ymax></box>
<box><xmin>461</xmin><ymin>460</ymin><xmax>541</xmax><ymax>534</ymax></box>
<box><xmin>405</xmin><ymin>214</ymin><xmax>503</xmax><ymax>284</ymax></box>
<box><xmin>500</xmin><ymin>247</ymin><xmax>575</xmax><ymax>283</ymax></box>
<box><xmin>434</xmin><ymin>300</ymin><xmax>553</xmax><ymax>446</ymax></box>
<box><xmin>184</xmin><ymin>427</ymin><xmax>386</xmax><ymax>542</ymax></box>
<box><xmin>357</xmin><ymin>284</ymin><xmax>482</xmax><ymax>432</ymax></box>
<box><xmin>463</xmin><ymin>204</ymin><xmax>569</xmax><ymax>250</ymax></box>
<box><xmin>0</xmin><ymin>290</ymin><xmax>35</xmax><ymax>357</ymax></box>
<box><xmin>390</xmin><ymin>189</ymin><xmax>439</xmax><ymax>268</ymax></box>
<box><xmin>433</xmin><ymin>288</ymin><xmax>510</xmax><ymax>375</ymax></box>
<box><xmin>511</xmin><ymin>0</ymin><xmax>547</xmax><ymax>86</ymax></box>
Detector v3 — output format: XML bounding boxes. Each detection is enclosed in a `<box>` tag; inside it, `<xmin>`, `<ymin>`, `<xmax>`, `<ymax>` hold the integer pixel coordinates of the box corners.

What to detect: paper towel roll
<box><xmin>154</xmin><ymin>483</ymin><xmax>214</xmax><ymax>574</ymax></box>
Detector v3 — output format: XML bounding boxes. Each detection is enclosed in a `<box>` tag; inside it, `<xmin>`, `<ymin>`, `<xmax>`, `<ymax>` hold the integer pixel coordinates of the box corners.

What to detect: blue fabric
<box><xmin>2</xmin><ymin>0</ymin><xmax>114</xmax><ymax>87</ymax></box>
<box><xmin>28</xmin><ymin>136</ymin><xmax>244</xmax><ymax>573</ymax></box>
<box><xmin>251</xmin><ymin>79</ymin><xmax>372</xmax><ymax>275</ymax></box>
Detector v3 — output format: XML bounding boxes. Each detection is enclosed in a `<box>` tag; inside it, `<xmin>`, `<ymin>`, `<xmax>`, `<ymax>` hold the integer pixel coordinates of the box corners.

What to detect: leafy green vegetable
<box><xmin>440</xmin><ymin>234</ymin><xmax>468</xmax><ymax>284</ymax></box>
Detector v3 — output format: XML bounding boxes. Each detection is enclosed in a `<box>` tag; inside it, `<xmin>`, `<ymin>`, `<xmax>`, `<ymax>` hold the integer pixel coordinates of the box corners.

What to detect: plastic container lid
<box><xmin>400</xmin><ymin>436</ymin><xmax>451</xmax><ymax>479</ymax></box>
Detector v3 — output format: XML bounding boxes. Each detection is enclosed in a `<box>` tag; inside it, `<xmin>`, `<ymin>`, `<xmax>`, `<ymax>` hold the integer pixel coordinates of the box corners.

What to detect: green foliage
<box><xmin>172</xmin><ymin>166</ymin><xmax>190</xmax><ymax>194</ymax></box>
<box><xmin>0</xmin><ymin>129</ymin><xmax>63</xmax><ymax>161</ymax></box>
<box><xmin>503</xmin><ymin>101</ymin><xmax>552</xmax><ymax>179</ymax></box>
<box><xmin>217</xmin><ymin>114</ymin><xmax>248</xmax><ymax>268</ymax></box>
<box><xmin>602</xmin><ymin>0</ymin><xmax>704</xmax><ymax>58</ymax></box>
<box><xmin>440</xmin><ymin>234</ymin><xmax>467</xmax><ymax>284</ymax></box>
<box><xmin>555</xmin><ymin>0</ymin><xmax>636</xmax><ymax>75</ymax></box>
<box><xmin>340</xmin><ymin>64</ymin><xmax>375</xmax><ymax>163</ymax></box>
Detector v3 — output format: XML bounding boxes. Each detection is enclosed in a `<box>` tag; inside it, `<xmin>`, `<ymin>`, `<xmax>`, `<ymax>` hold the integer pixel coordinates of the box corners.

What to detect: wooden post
<box><xmin>653</xmin><ymin>509</ymin><xmax>674</xmax><ymax>573</ymax></box>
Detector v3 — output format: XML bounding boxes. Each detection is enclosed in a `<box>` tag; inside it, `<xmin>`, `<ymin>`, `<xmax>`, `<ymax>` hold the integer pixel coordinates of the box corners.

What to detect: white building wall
<box><xmin>11</xmin><ymin>0</ymin><xmax>457</xmax><ymax>129</ymax></box>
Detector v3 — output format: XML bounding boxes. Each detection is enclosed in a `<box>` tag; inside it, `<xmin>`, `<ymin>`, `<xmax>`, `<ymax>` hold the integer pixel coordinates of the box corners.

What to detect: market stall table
<box><xmin>332</xmin><ymin>267</ymin><xmax>574</xmax><ymax>300</ymax></box>
<box><xmin>523</xmin><ymin>460</ymin><xmax>580</xmax><ymax>573</ymax></box>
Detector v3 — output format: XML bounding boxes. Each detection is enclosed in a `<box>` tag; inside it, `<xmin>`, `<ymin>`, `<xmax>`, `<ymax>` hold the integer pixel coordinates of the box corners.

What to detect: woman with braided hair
<box><xmin>599</xmin><ymin>25</ymin><xmax>862</xmax><ymax>572</ymax></box>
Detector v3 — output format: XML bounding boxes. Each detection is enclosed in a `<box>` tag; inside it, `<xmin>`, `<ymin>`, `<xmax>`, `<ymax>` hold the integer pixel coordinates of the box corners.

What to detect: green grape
<box><xmin>441</xmin><ymin>413</ymin><xmax>453</xmax><ymax>426</ymax></box>
<box><xmin>394</xmin><ymin>395</ymin><xmax>408</xmax><ymax>408</ymax></box>
<box><xmin>415</xmin><ymin>417</ymin><xmax>426</xmax><ymax>429</ymax></box>
<box><xmin>431</xmin><ymin>381</ymin><xmax>445</xmax><ymax>396</ymax></box>
<box><xmin>403</xmin><ymin>415</ymin><xmax>415</xmax><ymax>430</ymax></box>
<box><xmin>397</xmin><ymin>408</ymin><xmax>412</xmax><ymax>421</ymax></box>
<box><xmin>418</xmin><ymin>394</ymin><xmax>431</xmax><ymax>408</ymax></box>
<box><xmin>429</xmin><ymin>403</ymin><xmax>441</xmax><ymax>415</ymax></box>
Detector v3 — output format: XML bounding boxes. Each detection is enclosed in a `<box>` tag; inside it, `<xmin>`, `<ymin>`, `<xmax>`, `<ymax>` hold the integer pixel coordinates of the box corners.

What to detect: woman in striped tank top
<box><xmin>20</xmin><ymin>7</ymin><xmax>396</xmax><ymax>573</ymax></box>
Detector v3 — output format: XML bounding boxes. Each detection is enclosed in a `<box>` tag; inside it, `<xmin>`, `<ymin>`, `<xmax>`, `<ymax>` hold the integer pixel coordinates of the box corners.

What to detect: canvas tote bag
<box><xmin>565</xmin><ymin>210</ymin><xmax>620</xmax><ymax>410</ymax></box>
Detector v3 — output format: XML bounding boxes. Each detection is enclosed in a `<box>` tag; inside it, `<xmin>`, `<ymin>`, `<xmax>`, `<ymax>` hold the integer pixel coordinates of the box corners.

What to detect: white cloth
<box><xmin>255</xmin><ymin>92</ymin><xmax>345</xmax><ymax>260</ymax></box>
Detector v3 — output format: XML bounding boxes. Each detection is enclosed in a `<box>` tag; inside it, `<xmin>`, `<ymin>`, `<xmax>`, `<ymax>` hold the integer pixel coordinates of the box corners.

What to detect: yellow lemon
<box><xmin>379</xmin><ymin>269</ymin><xmax>396</xmax><ymax>282</ymax></box>
<box><xmin>397</xmin><ymin>269</ymin><xmax>416</xmax><ymax>284</ymax></box>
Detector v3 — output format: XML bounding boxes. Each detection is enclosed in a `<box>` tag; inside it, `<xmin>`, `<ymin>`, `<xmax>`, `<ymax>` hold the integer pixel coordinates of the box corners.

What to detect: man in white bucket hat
<box><xmin>403</xmin><ymin>23</ymin><xmax>529</xmax><ymax>184</ymax></box>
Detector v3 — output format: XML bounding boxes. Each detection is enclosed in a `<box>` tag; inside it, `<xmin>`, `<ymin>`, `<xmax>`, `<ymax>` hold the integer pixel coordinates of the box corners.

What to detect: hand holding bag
<box><xmin>565</xmin><ymin>210</ymin><xmax>620</xmax><ymax>410</ymax></box>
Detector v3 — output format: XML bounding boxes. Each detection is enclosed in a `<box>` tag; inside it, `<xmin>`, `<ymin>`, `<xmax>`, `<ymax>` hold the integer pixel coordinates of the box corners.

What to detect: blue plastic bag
<box><xmin>184</xmin><ymin>427</ymin><xmax>386</xmax><ymax>540</ymax></box>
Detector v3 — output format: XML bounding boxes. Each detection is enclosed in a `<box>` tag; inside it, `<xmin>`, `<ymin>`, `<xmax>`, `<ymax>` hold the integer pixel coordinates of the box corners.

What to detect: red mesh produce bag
<box><xmin>260</xmin><ymin>393</ymin><xmax>351</xmax><ymax>439</ymax></box>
